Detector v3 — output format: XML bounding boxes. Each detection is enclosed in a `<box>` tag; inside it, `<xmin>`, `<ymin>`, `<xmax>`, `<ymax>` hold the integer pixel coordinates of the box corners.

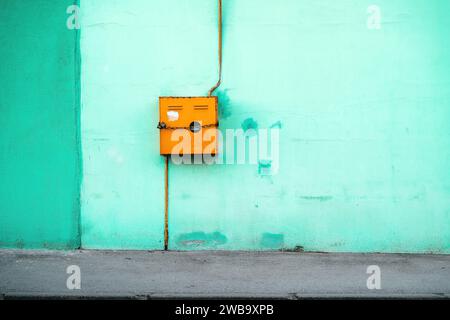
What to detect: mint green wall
<box><xmin>80</xmin><ymin>1</ymin><xmax>166</xmax><ymax>249</ymax></box>
<box><xmin>3</xmin><ymin>1</ymin><xmax>448</xmax><ymax>253</ymax></box>
<box><xmin>81</xmin><ymin>0</ymin><xmax>450</xmax><ymax>252</ymax></box>
<box><xmin>0</xmin><ymin>0</ymin><xmax>81</xmax><ymax>249</ymax></box>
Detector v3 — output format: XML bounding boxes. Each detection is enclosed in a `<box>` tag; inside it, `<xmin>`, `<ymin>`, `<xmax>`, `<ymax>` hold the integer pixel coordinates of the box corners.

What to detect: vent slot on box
<box><xmin>168</xmin><ymin>105</ymin><xmax>183</xmax><ymax>110</ymax></box>
<box><xmin>194</xmin><ymin>105</ymin><xmax>209</xmax><ymax>110</ymax></box>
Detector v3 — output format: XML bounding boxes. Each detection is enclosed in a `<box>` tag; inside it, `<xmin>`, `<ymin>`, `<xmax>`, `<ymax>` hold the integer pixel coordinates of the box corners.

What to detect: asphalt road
<box><xmin>0</xmin><ymin>250</ymin><xmax>449</xmax><ymax>299</ymax></box>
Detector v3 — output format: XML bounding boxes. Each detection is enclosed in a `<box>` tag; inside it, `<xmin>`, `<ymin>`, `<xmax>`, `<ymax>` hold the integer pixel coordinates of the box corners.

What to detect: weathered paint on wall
<box><xmin>80</xmin><ymin>1</ymin><xmax>167</xmax><ymax>249</ymax></box>
<box><xmin>81</xmin><ymin>0</ymin><xmax>450</xmax><ymax>252</ymax></box>
<box><xmin>0</xmin><ymin>0</ymin><xmax>81</xmax><ymax>249</ymax></box>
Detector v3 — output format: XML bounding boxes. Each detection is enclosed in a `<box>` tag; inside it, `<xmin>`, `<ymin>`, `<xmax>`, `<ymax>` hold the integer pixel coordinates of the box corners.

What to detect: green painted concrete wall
<box><xmin>80</xmin><ymin>1</ymin><xmax>165</xmax><ymax>249</ymax></box>
<box><xmin>80</xmin><ymin>0</ymin><xmax>450</xmax><ymax>252</ymax></box>
<box><xmin>0</xmin><ymin>0</ymin><xmax>81</xmax><ymax>249</ymax></box>
<box><xmin>2</xmin><ymin>1</ymin><xmax>449</xmax><ymax>252</ymax></box>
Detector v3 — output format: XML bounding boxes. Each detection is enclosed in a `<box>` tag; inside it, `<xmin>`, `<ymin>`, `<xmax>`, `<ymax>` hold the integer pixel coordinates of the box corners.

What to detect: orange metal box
<box><xmin>158</xmin><ymin>97</ymin><xmax>218</xmax><ymax>155</ymax></box>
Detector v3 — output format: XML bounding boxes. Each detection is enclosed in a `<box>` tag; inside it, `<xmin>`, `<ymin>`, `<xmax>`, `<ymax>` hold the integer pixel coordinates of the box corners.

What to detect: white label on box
<box><xmin>167</xmin><ymin>111</ymin><xmax>179</xmax><ymax>121</ymax></box>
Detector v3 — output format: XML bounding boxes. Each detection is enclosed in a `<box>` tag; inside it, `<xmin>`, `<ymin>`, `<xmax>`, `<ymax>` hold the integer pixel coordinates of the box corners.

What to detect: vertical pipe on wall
<box><xmin>208</xmin><ymin>0</ymin><xmax>223</xmax><ymax>96</ymax></box>
<box><xmin>164</xmin><ymin>156</ymin><xmax>169</xmax><ymax>250</ymax></box>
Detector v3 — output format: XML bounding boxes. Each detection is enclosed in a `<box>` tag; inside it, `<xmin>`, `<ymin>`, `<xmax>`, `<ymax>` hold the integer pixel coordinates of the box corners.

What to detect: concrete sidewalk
<box><xmin>0</xmin><ymin>250</ymin><xmax>449</xmax><ymax>299</ymax></box>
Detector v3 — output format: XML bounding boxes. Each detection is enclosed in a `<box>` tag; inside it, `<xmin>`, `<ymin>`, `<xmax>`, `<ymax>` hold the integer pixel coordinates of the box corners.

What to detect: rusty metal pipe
<box><xmin>208</xmin><ymin>0</ymin><xmax>222</xmax><ymax>96</ymax></box>
<box><xmin>164</xmin><ymin>155</ymin><xmax>169</xmax><ymax>250</ymax></box>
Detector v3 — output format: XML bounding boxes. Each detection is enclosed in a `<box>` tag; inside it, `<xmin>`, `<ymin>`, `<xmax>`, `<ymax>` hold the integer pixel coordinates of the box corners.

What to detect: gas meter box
<box><xmin>158</xmin><ymin>97</ymin><xmax>218</xmax><ymax>155</ymax></box>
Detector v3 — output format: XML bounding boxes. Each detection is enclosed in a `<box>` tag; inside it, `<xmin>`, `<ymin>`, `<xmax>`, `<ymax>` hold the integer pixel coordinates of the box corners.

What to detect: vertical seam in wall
<box><xmin>74</xmin><ymin>0</ymin><xmax>82</xmax><ymax>249</ymax></box>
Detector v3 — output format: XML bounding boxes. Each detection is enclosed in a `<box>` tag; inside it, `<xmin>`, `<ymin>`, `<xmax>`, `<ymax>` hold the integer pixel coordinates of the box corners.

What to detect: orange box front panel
<box><xmin>159</xmin><ymin>97</ymin><xmax>218</xmax><ymax>155</ymax></box>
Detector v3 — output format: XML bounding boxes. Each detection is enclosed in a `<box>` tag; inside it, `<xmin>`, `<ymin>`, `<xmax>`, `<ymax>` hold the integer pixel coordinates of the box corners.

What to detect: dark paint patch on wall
<box><xmin>258</xmin><ymin>160</ymin><xmax>272</xmax><ymax>175</ymax></box>
<box><xmin>298</xmin><ymin>196</ymin><xmax>333</xmax><ymax>202</ymax></box>
<box><xmin>260</xmin><ymin>233</ymin><xmax>284</xmax><ymax>249</ymax></box>
<box><xmin>270</xmin><ymin>121</ymin><xmax>282</xmax><ymax>129</ymax></box>
<box><xmin>217</xmin><ymin>89</ymin><xmax>232</xmax><ymax>119</ymax></box>
<box><xmin>241</xmin><ymin>118</ymin><xmax>258</xmax><ymax>132</ymax></box>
